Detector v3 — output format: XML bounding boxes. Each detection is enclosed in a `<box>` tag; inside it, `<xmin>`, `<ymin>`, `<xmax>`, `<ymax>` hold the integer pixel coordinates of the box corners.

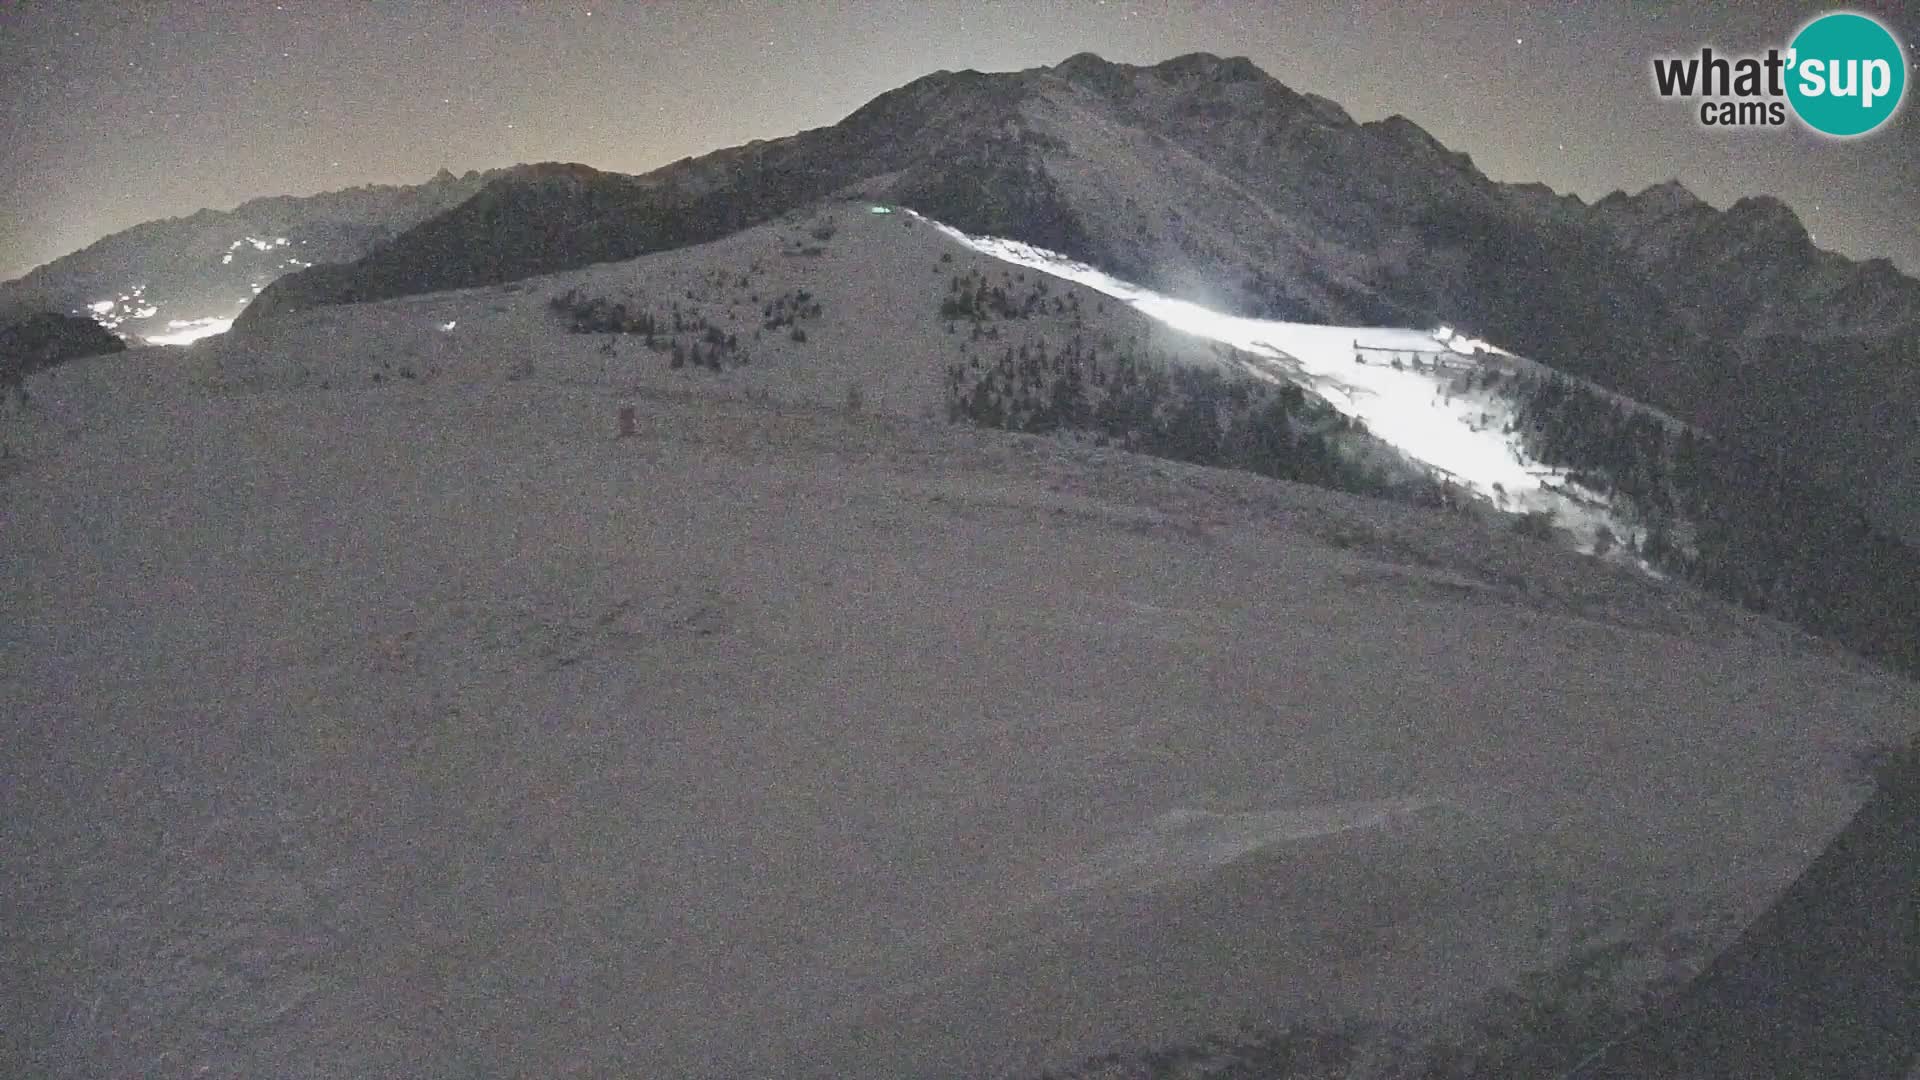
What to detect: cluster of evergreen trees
<box><xmin>943</xmin><ymin>328</ymin><xmax>1453</xmax><ymax>508</ymax></box>
<box><xmin>933</xmin><ymin>266</ymin><xmax>1458</xmax><ymax>508</ymax></box>
<box><xmin>668</xmin><ymin>324</ymin><xmax>739</xmax><ymax>372</ymax></box>
<box><xmin>940</xmin><ymin>266</ymin><xmax>1082</xmax><ymax>323</ymax></box>
<box><xmin>550</xmin><ymin>288</ymin><xmax>658</xmax><ymax>336</ymax></box>
<box><xmin>761</xmin><ymin>288</ymin><xmax>822</xmax><ymax>332</ymax></box>
<box><xmin>1507</xmin><ymin>370</ymin><xmax>1920</xmax><ymax>677</ymax></box>
<box><xmin>547</xmin><ymin>288</ymin><xmax>744</xmax><ymax>372</ymax></box>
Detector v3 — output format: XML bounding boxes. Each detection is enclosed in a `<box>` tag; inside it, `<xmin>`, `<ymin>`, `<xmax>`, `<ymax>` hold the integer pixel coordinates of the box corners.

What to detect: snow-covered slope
<box><xmin>195</xmin><ymin>204</ymin><xmax>1661</xmax><ymax>560</ymax></box>
<box><xmin>920</xmin><ymin>214</ymin><xmax>1676</xmax><ymax>558</ymax></box>
<box><xmin>194</xmin><ymin>203</ymin><xmax>1238</xmax><ymax>419</ymax></box>
<box><xmin>8</xmin><ymin>199</ymin><xmax>1915</xmax><ymax>1079</ymax></box>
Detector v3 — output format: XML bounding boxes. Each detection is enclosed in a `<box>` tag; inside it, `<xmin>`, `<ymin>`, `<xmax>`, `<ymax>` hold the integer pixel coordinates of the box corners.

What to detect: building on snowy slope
<box><xmin>1350</xmin><ymin>340</ymin><xmax>1483</xmax><ymax>374</ymax></box>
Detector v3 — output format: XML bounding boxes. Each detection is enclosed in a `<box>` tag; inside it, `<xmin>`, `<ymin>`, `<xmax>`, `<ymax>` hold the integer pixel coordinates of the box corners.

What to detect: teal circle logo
<box><xmin>1786</xmin><ymin>12</ymin><xmax>1907</xmax><ymax>136</ymax></box>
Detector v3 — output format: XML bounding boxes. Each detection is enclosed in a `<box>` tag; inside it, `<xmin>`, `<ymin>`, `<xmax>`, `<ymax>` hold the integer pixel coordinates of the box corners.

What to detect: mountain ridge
<box><xmin>0</xmin><ymin>167</ymin><xmax>516</xmax><ymax>337</ymax></box>
<box><xmin>23</xmin><ymin>51</ymin><xmax>1920</xmax><ymax>537</ymax></box>
<box><xmin>244</xmin><ymin>52</ymin><xmax>1920</xmax><ymax>341</ymax></box>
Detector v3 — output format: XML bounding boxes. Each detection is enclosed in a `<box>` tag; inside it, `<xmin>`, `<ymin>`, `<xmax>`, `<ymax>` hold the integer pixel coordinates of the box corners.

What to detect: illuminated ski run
<box><xmin>908</xmin><ymin>210</ymin><xmax>1639</xmax><ymax>556</ymax></box>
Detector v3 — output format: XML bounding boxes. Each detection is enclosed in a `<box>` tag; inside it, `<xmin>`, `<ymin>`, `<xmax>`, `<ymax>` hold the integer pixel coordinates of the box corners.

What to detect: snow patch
<box><xmin>1060</xmin><ymin>797</ymin><xmax>1441</xmax><ymax>896</ymax></box>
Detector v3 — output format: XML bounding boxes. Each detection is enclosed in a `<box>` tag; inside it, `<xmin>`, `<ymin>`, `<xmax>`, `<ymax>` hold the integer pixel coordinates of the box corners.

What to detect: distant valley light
<box><xmin>144</xmin><ymin>316</ymin><xmax>233</xmax><ymax>346</ymax></box>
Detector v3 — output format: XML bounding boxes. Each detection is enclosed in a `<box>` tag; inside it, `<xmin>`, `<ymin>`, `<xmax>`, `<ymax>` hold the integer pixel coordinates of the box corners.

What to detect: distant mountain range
<box><xmin>9</xmin><ymin>51</ymin><xmax>1918</xmax><ymax>541</ymax></box>
<box><xmin>0</xmin><ymin>168</ymin><xmax>510</xmax><ymax>338</ymax></box>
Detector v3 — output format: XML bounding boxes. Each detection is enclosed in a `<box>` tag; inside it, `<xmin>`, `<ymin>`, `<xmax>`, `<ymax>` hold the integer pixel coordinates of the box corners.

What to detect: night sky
<box><xmin>4</xmin><ymin>0</ymin><xmax>1916</xmax><ymax>282</ymax></box>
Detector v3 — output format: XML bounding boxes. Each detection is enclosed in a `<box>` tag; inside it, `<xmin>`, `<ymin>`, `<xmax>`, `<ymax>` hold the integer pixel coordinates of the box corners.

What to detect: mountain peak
<box><xmin>1369</xmin><ymin>114</ymin><xmax>1441</xmax><ymax>146</ymax></box>
<box><xmin>1152</xmin><ymin>52</ymin><xmax>1266</xmax><ymax>84</ymax></box>
<box><xmin>484</xmin><ymin>162</ymin><xmax>616</xmax><ymax>197</ymax></box>
<box><xmin>500</xmin><ymin>161</ymin><xmax>606</xmax><ymax>181</ymax></box>
<box><xmin>1724</xmin><ymin>194</ymin><xmax>1810</xmax><ymax>247</ymax></box>
<box><xmin>1635</xmin><ymin>179</ymin><xmax>1705</xmax><ymax>210</ymax></box>
<box><xmin>1592</xmin><ymin>179</ymin><xmax>1707</xmax><ymax>221</ymax></box>
<box><xmin>1051</xmin><ymin>51</ymin><xmax>1272</xmax><ymax>95</ymax></box>
<box><xmin>1727</xmin><ymin>193</ymin><xmax>1798</xmax><ymax>222</ymax></box>
<box><xmin>1047</xmin><ymin>51</ymin><xmax>1139</xmax><ymax>98</ymax></box>
<box><xmin>1054</xmin><ymin>51</ymin><xmax>1115</xmax><ymax>75</ymax></box>
<box><xmin>1364</xmin><ymin>114</ymin><xmax>1475</xmax><ymax>171</ymax></box>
